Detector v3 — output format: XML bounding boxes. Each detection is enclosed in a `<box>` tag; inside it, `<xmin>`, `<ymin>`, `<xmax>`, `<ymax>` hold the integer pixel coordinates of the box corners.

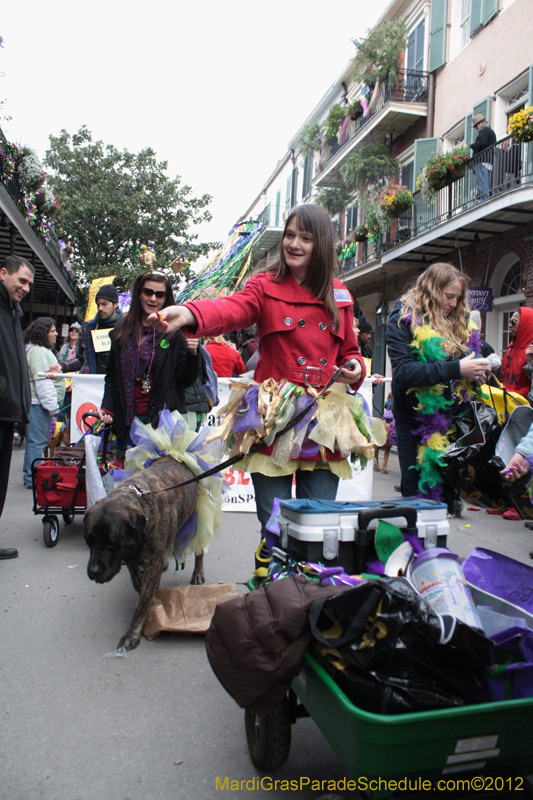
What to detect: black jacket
<box><xmin>101</xmin><ymin>329</ymin><xmax>199</xmax><ymax>438</ymax></box>
<box><xmin>0</xmin><ymin>282</ymin><xmax>31</xmax><ymax>424</ymax></box>
<box><xmin>470</xmin><ymin>126</ymin><xmax>497</xmax><ymax>162</ymax></box>
<box><xmin>386</xmin><ymin>300</ymin><xmax>462</xmax><ymax>425</ymax></box>
<box><xmin>181</xmin><ymin>351</ymin><xmax>210</xmax><ymax>414</ymax></box>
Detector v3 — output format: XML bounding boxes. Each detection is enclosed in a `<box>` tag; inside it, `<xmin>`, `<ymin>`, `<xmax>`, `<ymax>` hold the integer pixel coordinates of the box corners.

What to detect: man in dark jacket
<box><xmin>58</xmin><ymin>284</ymin><xmax>122</xmax><ymax>375</ymax></box>
<box><xmin>470</xmin><ymin>113</ymin><xmax>497</xmax><ymax>202</ymax></box>
<box><xmin>0</xmin><ymin>256</ymin><xmax>33</xmax><ymax>559</ymax></box>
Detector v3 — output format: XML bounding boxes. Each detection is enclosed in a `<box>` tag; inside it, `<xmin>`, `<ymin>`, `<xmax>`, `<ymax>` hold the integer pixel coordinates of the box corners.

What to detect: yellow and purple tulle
<box><xmin>205</xmin><ymin>377</ymin><xmax>387</xmax><ymax>474</ymax></box>
<box><xmin>105</xmin><ymin>410</ymin><xmax>228</xmax><ymax>565</ymax></box>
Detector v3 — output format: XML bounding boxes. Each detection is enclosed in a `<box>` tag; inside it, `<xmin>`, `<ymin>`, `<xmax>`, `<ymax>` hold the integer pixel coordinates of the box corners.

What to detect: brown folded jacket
<box><xmin>205</xmin><ymin>575</ymin><xmax>349</xmax><ymax>716</ymax></box>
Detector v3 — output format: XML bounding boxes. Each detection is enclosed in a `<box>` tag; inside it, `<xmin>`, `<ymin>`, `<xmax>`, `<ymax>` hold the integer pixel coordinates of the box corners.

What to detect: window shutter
<box><xmin>470</xmin><ymin>0</ymin><xmax>483</xmax><ymax>36</ymax></box>
<box><xmin>416</xmin><ymin>19</ymin><xmax>425</xmax><ymax>71</ymax></box>
<box><xmin>527</xmin><ymin>65</ymin><xmax>533</xmax><ymax>184</ymax></box>
<box><xmin>285</xmin><ymin>176</ymin><xmax>291</xmax><ymax>210</ymax></box>
<box><xmin>413</xmin><ymin>138</ymin><xmax>440</xmax><ymax>192</ymax></box>
<box><xmin>265</xmin><ymin>203</ymin><xmax>271</xmax><ymax>226</ymax></box>
<box><xmin>465</xmin><ymin>112</ymin><xmax>473</xmax><ymax>150</ymax></box>
<box><xmin>473</xmin><ymin>96</ymin><xmax>491</xmax><ymax>125</ymax></box>
<box><xmin>275</xmin><ymin>191</ymin><xmax>281</xmax><ymax>226</ymax></box>
<box><xmin>482</xmin><ymin>0</ymin><xmax>498</xmax><ymax>26</ymax></box>
<box><xmin>528</xmin><ymin>63</ymin><xmax>533</xmax><ymax>106</ymax></box>
<box><xmin>413</xmin><ymin>138</ymin><xmax>439</xmax><ymax>231</ymax></box>
<box><xmin>291</xmin><ymin>166</ymin><xmax>298</xmax><ymax>208</ymax></box>
<box><xmin>429</xmin><ymin>0</ymin><xmax>448</xmax><ymax>72</ymax></box>
<box><xmin>407</xmin><ymin>29</ymin><xmax>415</xmax><ymax>71</ymax></box>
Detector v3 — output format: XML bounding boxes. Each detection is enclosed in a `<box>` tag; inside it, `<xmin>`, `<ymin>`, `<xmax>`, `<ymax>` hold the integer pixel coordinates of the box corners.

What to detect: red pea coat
<box><xmin>185</xmin><ymin>272</ymin><xmax>365</xmax><ymax>392</ymax></box>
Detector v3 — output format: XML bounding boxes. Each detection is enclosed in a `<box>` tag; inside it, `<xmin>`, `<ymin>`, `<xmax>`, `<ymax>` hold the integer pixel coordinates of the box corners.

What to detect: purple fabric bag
<box><xmin>462</xmin><ymin>547</ymin><xmax>533</xmax><ymax>620</ymax></box>
<box><xmin>486</xmin><ymin>626</ymin><xmax>533</xmax><ymax>701</ymax></box>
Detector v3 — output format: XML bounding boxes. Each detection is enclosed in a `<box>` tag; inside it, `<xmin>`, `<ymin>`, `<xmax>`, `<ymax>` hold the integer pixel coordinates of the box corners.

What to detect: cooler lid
<box><xmin>279</xmin><ymin>497</ymin><xmax>447</xmax><ymax>515</ymax></box>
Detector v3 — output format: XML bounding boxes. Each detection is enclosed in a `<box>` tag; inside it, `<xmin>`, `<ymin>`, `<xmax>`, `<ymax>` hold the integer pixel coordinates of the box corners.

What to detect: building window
<box><xmin>460</xmin><ymin>0</ymin><xmax>471</xmax><ymax>49</ymax></box>
<box><xmin>500</xmin><ymin>259</ymin><xmax>524</xmax><ymax>296</ymax></box>
<box><xmin>346</xmin><ymin>204</ymin><xmax>357</xmax><ymax>234</ymax></box>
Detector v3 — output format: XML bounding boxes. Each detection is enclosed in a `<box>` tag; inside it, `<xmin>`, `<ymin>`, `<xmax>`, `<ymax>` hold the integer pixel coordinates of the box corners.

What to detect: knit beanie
<box><xmin>95</xmin><ymin>284</ymin><xmax>119</xmax><ymax>303</ymax></box>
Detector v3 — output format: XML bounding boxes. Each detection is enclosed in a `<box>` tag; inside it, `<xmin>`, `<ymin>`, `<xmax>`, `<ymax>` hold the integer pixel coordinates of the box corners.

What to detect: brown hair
<box><xmin>113</xmin><ymin>271</ymin><xmax>174</xmax><ymax>346</ymax></box>
<box><xmin>400</xmin><ymin>263</ymin><xmax>470</xmax><ymax>355</ymax></box>
<box><xmin>267</xmin><ymin>204</ymin><xmax>340</xmax><ymax>327</ymax></box>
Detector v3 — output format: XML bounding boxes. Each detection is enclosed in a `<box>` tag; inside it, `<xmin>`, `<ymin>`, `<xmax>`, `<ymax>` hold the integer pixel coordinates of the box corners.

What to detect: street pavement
<box><xmin>1</xmin><ymin>447</ymin><xmax>532</xmax><ymax>800</ymax></box>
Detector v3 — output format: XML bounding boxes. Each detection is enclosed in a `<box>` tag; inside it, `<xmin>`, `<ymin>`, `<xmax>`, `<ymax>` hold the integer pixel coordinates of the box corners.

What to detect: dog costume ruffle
<box><xmin>107</xmin><ymin>410</ymin><xmax>227</xmax><ymax>564</ymax></box>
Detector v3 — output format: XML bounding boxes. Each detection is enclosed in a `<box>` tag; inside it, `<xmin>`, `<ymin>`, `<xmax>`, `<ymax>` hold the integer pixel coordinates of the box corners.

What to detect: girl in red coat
<box><xmin>150</xmin><ymin>205</ymin><xmax>366</xmax><ymax>537</ymax></box>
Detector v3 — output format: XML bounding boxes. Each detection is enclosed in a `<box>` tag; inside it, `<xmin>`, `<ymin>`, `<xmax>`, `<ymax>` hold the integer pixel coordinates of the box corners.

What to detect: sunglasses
<box><xmin>141</xmin><ymin>287</ymin><xmax>166</xmax><ymax>300</ymax></box>
<box><xmin>69</xmin><ymin>327</ymin><xmax>78</xmax><ymax>331</ymax></box>
<box><xmin>509</xmin><ymin>319</ymin><xmax>519</xmax><ymax>326</ymax></box>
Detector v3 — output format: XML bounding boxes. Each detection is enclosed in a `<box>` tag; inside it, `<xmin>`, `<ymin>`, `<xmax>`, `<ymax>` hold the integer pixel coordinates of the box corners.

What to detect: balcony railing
<box><xmin>0</xmin><ymin>128</ymin><xmax>78</xmax><ymax>294</ymax></box>
<box><xmin>317</xmin><ymin>70</ymin><xmax>429</xmax><ymax>176</ymax></box>
<box><xmin>383</xmin><ymin>135</ymin><xmax>533</xmax><ymax>250</ymax></box>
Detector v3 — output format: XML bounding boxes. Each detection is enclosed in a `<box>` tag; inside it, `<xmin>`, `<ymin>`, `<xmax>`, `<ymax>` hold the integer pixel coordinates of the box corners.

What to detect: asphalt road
<box><xmin>1</xmin><ymin>447</ymin><xmax>532</xmax><ymax>800</ymax></box>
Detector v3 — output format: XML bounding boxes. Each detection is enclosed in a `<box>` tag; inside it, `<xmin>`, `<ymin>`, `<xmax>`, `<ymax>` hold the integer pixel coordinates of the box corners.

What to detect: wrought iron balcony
<box><xmin>316</xmin><ymin>70</ymin><xmax>429</xmax><ymax>177</ymax></box>
<box><xmin>382</xmin><ymin>135</ymin><xmax>533</xmax><ymax>252</ymax></box>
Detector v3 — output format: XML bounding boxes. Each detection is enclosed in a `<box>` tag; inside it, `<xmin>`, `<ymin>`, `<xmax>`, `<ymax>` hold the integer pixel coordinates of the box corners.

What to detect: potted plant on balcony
<box><xmin>346</xmin><ymin>98</ymin><xmax>363</xmax><ymax>121</ymax></box>
<box><xmin>377</xmin><ymin>184</ymin><xmax>414</xmax><ymax>219</ymax></box>
<box><xmin>315</xmin><ymin>185</ymin><xmax>352</xmax><ymax>217</ymax></box>
<box><xmin>415</xmin><ymin>145</ymin><xmax>470</xmax><ymax>203</ymax></box>
<box><xmin>351</xmin><ymin>18</ymin><xmax>408</xmax><ymax>87</ymax></box>
<box><xmin>298</xmin><ymin>120</ymin><xmax>323</xmax><ymax>157</ymax></box>
<box><xmin>507</xmin><ymin>106</ymin><xmax>533</xmax><ymax>142</ymax></box>
<box><xmin>323</xmin><ymin>104</ymin><xmax>348</xmax><ymax>144</ymax></box>
<box><xmin>350</xmin><ymin>225</ymin><xmax>369</xmax><ymax>242</ymax></box>
<box><xmin>340</xmin><ymin>144</ymin><xmax>398</xmax><ymax>193</ymax></box>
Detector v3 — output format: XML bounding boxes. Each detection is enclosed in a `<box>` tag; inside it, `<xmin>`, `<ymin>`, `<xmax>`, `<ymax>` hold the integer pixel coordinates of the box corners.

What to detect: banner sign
<box><xmin>467</xmin><ymin>287</ymin><xmax>493</xmax><ymax>312</ymax></box>
<box><xmin>70</xmin><ymin>375</ymin><xmax>374</xmax><ymax>513</ymax></box>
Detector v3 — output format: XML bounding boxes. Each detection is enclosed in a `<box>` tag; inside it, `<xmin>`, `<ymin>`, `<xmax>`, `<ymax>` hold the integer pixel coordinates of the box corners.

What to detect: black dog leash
<box><xmin>130</xmin><ymin>359</ymin><xmax>358</xmax><ymax>497</ymax></box>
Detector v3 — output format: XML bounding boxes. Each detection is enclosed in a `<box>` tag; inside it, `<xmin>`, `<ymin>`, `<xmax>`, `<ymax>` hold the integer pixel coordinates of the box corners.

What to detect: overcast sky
<box><xmin>1</xmin><ymin>0</ymin><xmax>390</xmax><ymax>261</ymax></box>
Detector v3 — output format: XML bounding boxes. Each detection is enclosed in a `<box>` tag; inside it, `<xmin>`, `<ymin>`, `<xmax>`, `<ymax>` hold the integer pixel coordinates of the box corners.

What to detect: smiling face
<box><xmin>281</xmin><ymin>219</ymin><xmax>315</xmax><ymax>284</ymax></box>
<box><xmin>140</xmin><ymin>279</ymin><xmax>167</xmax><ymax>322</ymax></box>
<box><xmin>442</xmin><ymin>279</ymin><xmax>464</xmax><ymax>317</ymax></box>
<box><xmin>0</xmin><ymin>264</ymin><xmax>34</xmax><ymax>305</ymax></box>
<box><xmin>69</xmin><ymin>327</ymin><xmax>79</xmax><ymax>343</ymax></box>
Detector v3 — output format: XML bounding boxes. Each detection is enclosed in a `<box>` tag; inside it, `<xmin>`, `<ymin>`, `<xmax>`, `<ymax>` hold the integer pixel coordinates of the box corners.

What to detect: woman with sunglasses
<box><xmin>98</xmin><ymin>271</ymin><xmax>199</xmax><ymax>455</ymax></box>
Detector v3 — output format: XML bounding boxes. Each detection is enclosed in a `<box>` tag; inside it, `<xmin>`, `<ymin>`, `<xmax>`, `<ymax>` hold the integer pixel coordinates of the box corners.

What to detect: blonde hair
<box><xmin>400</xmin><ymin>263</ymin><xmax>470</xmax><ymax>355</ymax></box>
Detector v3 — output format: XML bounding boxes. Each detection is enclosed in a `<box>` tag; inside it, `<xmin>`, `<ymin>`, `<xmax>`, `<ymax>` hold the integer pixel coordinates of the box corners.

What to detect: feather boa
<box><xmin>406</xmin><ymin>320</ymin><xmax>482</xmax><ymax>502</ymax></box>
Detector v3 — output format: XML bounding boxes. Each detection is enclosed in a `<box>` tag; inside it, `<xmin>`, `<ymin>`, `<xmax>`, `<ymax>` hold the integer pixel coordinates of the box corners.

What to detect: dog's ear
<box><xmin>127</xmin><ymin>510</ymin><xmax>147</xmax><ymax>545</ymax></box>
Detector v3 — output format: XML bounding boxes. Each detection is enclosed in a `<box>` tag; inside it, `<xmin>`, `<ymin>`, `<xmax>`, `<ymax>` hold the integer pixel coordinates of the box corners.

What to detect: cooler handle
<box><xmin>357</xmin><ymin>504</ymin><xmax>418</xmax><ymax>536</ymax></box>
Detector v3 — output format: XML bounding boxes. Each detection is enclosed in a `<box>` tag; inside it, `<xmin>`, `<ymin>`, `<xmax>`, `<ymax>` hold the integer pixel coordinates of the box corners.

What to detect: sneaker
<box><xmin>502</xmin><ymin>507</ymin><xmax>522</xmax><ymax>520</ymax></box>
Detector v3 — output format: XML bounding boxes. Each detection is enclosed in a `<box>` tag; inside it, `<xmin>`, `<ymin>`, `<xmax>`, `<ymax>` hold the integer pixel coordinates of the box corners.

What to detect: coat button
<box><xmin>319</xmin><ymin>322</ymin><xmax>326</xmax><ymax>330</ymax></box>
<box><xmin>298</xmin><ymin>319</ymin><xmax>305</xmax><ymax>327</ymax></box>
<box><xmin>320</xmin><ymin>358</ymin><xmax>327</xmax><ymax>366</ymax></box>
<box><xmin>332</xmin><ymin>325</ymin><xmax>337</xmax><ymax>332</ymax></box>
<box><xmin>284</xmin><ymin>317</ymin><xmax>293</xmax><ymax>326</ymax></box>
<box><xmin>298</xmin><ymin>357</ymin><xmax>306</xmax><ymax>365</ymax></box>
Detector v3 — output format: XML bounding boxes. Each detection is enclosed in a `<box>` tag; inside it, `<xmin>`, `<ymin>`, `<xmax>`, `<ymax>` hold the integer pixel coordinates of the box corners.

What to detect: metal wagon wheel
<box><xmin>43</xmin><ymin>515</ymin><xmax>59</xmax><ymax>548</ymax></box>
<box><xmin>244</xmin><ymin>696</ymin><xmax>292</xmax><ymax>771</ymax></box>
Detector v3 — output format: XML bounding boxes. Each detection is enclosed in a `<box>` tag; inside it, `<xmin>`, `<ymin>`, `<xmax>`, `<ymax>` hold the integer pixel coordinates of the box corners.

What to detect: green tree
<box><xmin>44</xmin><ymin>126</ymin><xmax>218</xmax><ymax>289</ymax></box>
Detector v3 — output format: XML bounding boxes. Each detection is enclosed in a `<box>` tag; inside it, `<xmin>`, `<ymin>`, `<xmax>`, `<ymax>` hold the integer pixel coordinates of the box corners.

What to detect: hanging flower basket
<box><xmin>416</xmin><ymin>146</ymin><xmax>470</xmax><ymax>202</ymax></box>
<box><xmin>349</xmin><ymin>226</ymin><xmax>368</xmax><ymax>242</ymax></box>
<box><xmin>385</xmin><ymin>197</ymin><xmax>413</xmax><ymax>218</ymax></box>
<box><xmin>507</xmin><ymin>106</ymin><xmax>533</xmax><ymax>143</ymax></box>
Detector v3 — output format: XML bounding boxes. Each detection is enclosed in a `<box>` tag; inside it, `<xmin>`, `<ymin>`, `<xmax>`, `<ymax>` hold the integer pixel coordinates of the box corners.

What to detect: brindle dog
<box><xmin>84</xmin><ymin>456</ymin><xmax>201</xmax><ymax>651</ymax></box>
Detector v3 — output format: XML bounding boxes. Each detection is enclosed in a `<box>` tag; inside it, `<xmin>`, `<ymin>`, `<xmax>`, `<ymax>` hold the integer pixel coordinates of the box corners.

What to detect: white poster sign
<box><xmin>70</xmin><ymin>374</ymin><xmax>106</xmax><ymax>442</ymax></box>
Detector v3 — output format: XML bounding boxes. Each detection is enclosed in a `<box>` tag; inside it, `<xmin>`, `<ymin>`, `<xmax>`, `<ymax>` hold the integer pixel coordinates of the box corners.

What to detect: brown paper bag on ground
<box><xmin>143</xmin><ymin>583</ymin><xmax>240</xmax><ymax>639</ymax></box>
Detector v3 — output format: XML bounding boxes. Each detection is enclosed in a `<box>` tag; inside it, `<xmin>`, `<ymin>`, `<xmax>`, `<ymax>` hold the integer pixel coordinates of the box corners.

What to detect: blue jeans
<box><xmin>251</xmin><ymin>469</ymin><xmax>339</xmax><ymax>539</ymax></box>
<box><xmin>395</xmin><ymin>420</ymin><xmax>420</xmax><ymax>498</ymax></box>
<box><xmin>474</xmin><ymin>163</ymin><xmax>491</xmax><ymax>202</ymax></box>
<box><xmin>23</xmin><ymin>404</ymin><xmax>52</xmax><ymax>487</ymax></box>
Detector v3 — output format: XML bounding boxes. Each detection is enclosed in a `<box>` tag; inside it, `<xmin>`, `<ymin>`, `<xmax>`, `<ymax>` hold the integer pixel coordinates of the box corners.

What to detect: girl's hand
<box><xmin>146</xmin><ymin>305</ymin><xmax>196</xmax><ymax>333</ymax></box>
<box><xmin>98</xmin><ymin>409</ymin><xmax>113</xmax><ymax>425</ymax></box>
<box><xmin>501</xmin><ymin>452</ymin><xmax>529</xmax><ymax>483</ymax></box>
<box><xmin>186</xmin><ymin>337</ymin><xmax>199</xmax><ymax>354</ymax></box>
<box><xmin>335</xmin><ymin>360</ymin><xmax>362</xmax><ymax>385</ymax></box>
<box><xmin>460</xmin><ymin>352</ymin><xmax>490</xmax><ymax>383</ymax></box>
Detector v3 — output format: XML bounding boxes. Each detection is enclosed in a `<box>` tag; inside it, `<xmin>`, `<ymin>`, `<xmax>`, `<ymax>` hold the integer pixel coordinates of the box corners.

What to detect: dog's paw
<box><xmin>382</xmin><ymin>469</ymin><xmax>388</xmax><ymax>474</ymax></box>
<box><xmin>190</xmin><ymin>571</ymin><xmax>205</xmax><ymax>586</ymax></box>
<box><xmin>118</xmin><ymin>633</ymin><xmax>141</xmax><ymax>651</ymax></box>
<box><xmin>373</xmin><ymin>465</ymin><xmax>379</xmax><ymax>472</ymax></box>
